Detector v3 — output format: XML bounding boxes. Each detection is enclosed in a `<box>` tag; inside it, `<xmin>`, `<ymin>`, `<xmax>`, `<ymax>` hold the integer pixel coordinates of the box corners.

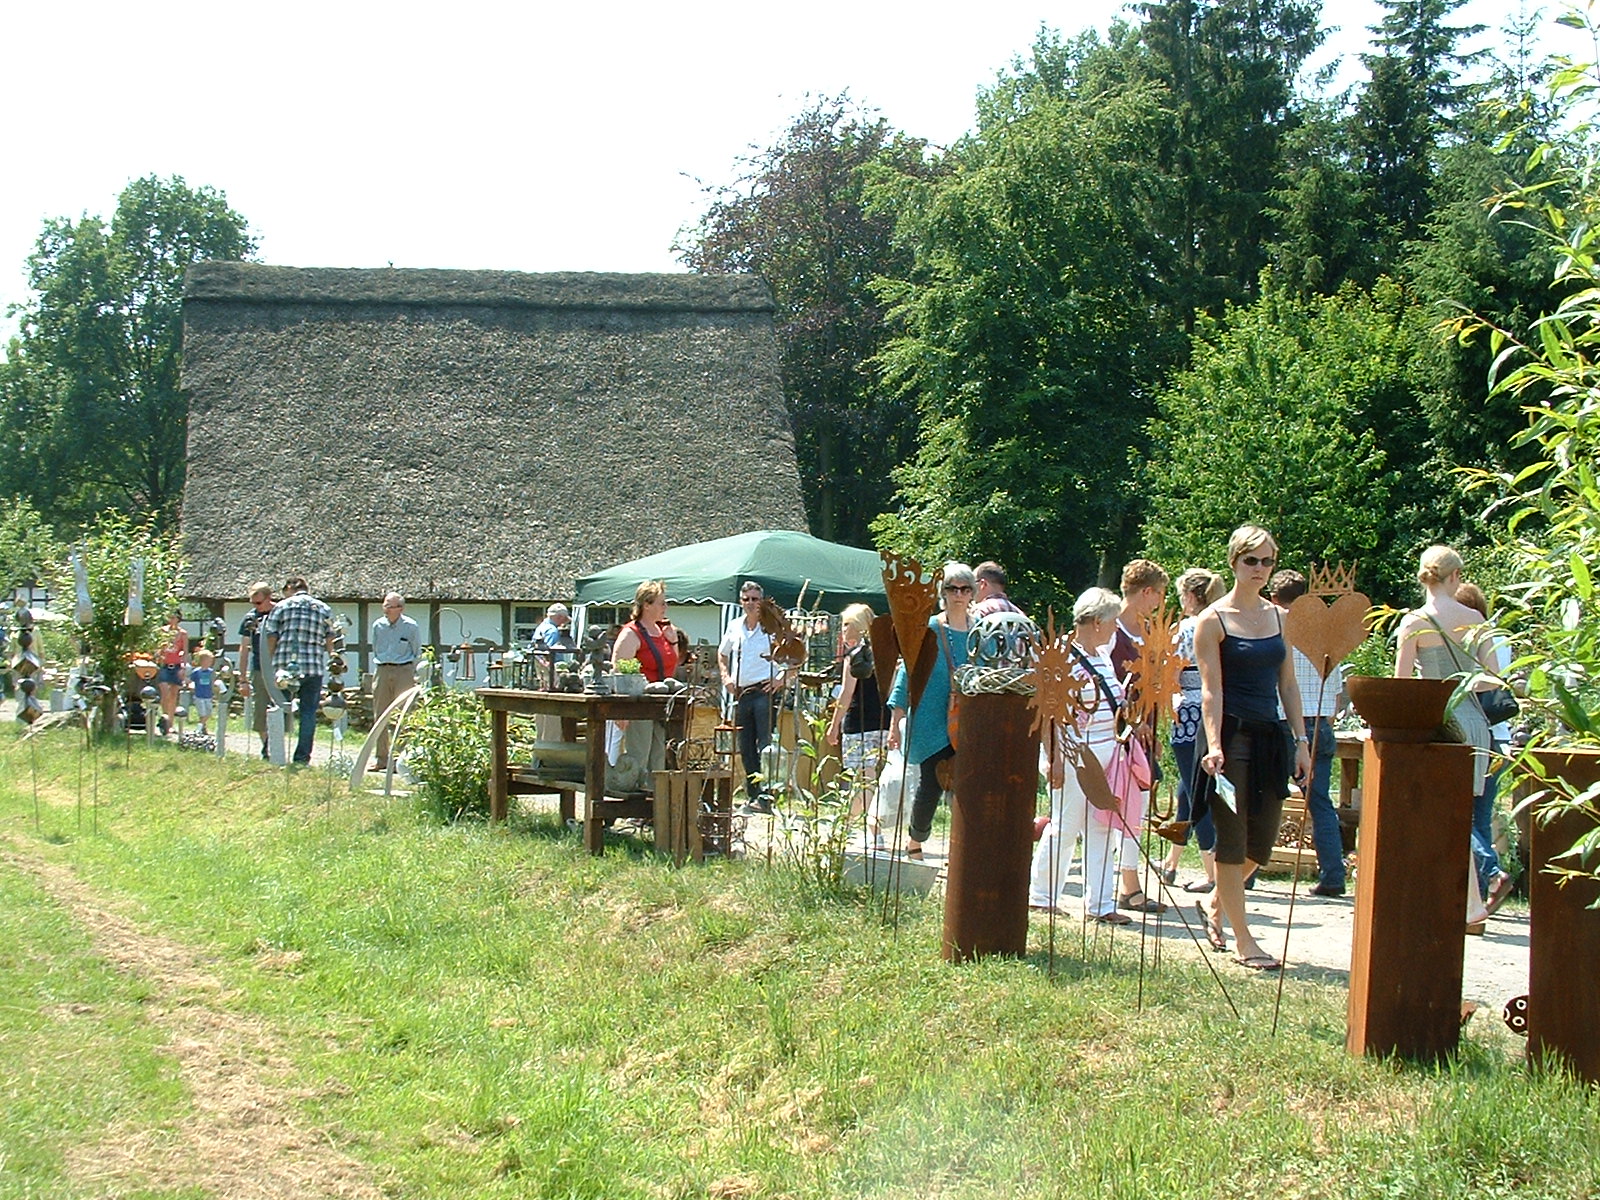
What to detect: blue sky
<box><xmin>0</xmin><ymin>0</ymin><xmax>1579</xmax><ymax>344</ymax></box>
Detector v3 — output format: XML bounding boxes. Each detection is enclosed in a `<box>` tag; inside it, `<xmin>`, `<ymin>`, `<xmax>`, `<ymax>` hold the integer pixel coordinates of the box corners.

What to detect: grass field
<box><xmin>1</xmin><ymin>731</ymin><xmax>1596</xmax><ymax>1199</ymax></box>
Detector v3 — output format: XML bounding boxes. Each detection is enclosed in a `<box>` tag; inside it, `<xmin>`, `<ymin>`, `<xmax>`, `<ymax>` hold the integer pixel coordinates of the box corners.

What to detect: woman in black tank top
<box><xmin>1193</xmin><ymin>525</ymin><xmax>1312</xmax><ymax>972</ymax></box>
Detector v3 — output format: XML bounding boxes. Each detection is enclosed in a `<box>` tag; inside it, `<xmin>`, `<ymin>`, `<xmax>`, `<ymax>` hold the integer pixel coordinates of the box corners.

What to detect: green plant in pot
<box><xmin>611</xmin><ymin>657</ymin><xmax>646</xmax><ymax>695</ymax></box>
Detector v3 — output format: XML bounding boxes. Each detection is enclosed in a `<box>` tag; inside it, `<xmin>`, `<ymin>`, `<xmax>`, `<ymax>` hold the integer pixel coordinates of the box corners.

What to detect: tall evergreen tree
<box><xmin>1351</xmin><ymin>0</ymin><xmax>1487</xmax><ymax>266</ymax></box>
<box><xmin>1135</xmin><ymin>0</ymin><xmax>1324</xmax><ymax>325</ymax></box>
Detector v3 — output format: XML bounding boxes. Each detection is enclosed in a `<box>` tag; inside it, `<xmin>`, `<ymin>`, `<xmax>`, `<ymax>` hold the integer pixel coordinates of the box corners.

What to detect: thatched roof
<box><xmin>179</xmin><ymin>264</ymin><xmax>807</xmax><ymax>602</ymax></box>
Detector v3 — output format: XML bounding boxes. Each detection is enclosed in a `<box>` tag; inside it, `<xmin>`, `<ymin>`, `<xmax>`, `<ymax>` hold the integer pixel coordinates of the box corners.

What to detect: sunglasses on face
<box><xmin>741</xmin><ymin>596</ymin><xmax>762</xmax><ymax>603</ymax></box>
<box><xmin>1237</xmin><ymin>555</ymin><xmax>1277</xmax><ymax>569</ymax></box>
<box><xmin>943</xmin><ymin>584</ymin><xmax>974</xmax><ymax>594</ymax></box>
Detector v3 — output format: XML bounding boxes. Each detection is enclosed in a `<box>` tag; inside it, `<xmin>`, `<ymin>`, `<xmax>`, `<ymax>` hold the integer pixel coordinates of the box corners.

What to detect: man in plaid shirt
<box><xmin>263</xmin><ymin>575</ymin><xmax>335</xmax><ymax>765</ymax></box>
<box><xmin>1270</xmin><ymin>570</ymin><xmax>1348</xmax><ymax>897</ymax></box>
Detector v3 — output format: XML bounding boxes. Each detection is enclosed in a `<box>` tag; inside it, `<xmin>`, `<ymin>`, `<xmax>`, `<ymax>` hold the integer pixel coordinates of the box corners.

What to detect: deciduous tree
<box><xmin>1141</xmin><ymin>279</ymin><xmax>1444</xmax><ymax>604</ymax></box>
<box><xmin>1</xmin><ymin>176</ymin><xmax>255</xmax><ymax>529</ymax></box>
<box><xmin>676</xmin><ymin>98</ymin><xmax>932</xmax><ymax>545</ymax></box>
<box><xmin>871</xmin><ymin>50</ymin><xmax>1183</xmax><ymax>599</ymax></box>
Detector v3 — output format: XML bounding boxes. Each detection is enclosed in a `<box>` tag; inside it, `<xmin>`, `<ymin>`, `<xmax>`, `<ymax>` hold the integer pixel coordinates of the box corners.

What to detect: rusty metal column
<box><xmin>1527</xmin><ymin>749</ymin><xmax>1600</xmax><ymax>1083</ymax></box>
<box><xmin>1346</xmin><ymin>735</ymin><xmax>1474</xmax><ymax>1061</ymax></box>
<box><xmin>944</xmin><ymin>692</ymin><xmax>1036</xmax><ymax>962</ymax></box>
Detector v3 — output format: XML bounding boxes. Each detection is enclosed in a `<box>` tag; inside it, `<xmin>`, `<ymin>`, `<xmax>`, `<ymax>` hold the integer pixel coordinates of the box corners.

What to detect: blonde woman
<box><xmin>1393</xmin><ymin>545</ymin><xmax>1500</xmax><ymax>929</ymax></box>
<box><xmin>1195</xmin><ymin>525</ymin><xmax>1311</xmax><ymax>970</ymax></box>
<box><xmin>607</xmin><ymin>580</ymin><xmax>678</xmax><ymax>793</ymax></box>
<box><xmin>826</xmin><ymin>604</ymin><xmax>887</xmax><ymax>844</ymax></box>
<box><xmin>1160</xmin><ymin>568</ymin><xmax>1225</xmax><ymax>890</ymax></box>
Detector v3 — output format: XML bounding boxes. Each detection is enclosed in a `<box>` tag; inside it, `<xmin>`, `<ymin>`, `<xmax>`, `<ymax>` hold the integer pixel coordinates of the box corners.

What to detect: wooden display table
<box><xmin>477</xmin><ymin>688</ymin><xmax>690</xmax><ymax>855</ymax></box>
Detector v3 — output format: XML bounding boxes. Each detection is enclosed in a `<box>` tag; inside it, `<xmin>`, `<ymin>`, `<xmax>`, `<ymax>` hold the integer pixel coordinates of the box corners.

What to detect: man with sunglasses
<box><xmin>717</xmin><ymin>581</ymin><xmax>791</xmax><ymax>814</ymax></box>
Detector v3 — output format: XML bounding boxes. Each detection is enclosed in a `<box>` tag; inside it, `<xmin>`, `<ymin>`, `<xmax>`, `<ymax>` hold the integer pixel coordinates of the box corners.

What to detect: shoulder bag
<box><xmin>937</xmin><ymin>620</ymin><xmax>960</xmax><ymax>750</ymax></box>
<box><xmin>1426</xmin><ymin>614</ymin><xmax>1518</xmax><ymax>726</ymax></box>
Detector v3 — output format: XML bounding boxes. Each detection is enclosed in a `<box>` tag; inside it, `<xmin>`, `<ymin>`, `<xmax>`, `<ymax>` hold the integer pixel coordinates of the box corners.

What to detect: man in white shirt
<box><xmin>1270</xmin><ymin>570</ymin><xmax>1348</xmax><ymax>897</ymax></box>
<box><xmin>717</xmin><ymin>581</ymin><xmax>792</xmax><ymax>814</ymax></box>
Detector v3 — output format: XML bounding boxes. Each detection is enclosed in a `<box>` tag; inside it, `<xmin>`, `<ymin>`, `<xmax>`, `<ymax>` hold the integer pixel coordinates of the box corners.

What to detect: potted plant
<box><xmin>610</xmin><ymin>657</ymin><xmax>646</xmax><ymax>696</ymax></box>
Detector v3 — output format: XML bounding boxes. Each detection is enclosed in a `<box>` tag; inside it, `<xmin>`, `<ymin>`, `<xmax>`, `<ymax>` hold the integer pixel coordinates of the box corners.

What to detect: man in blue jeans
<box><xmin>1271</xmin><ymin>571</ymin><xmax>1348</xmax><ymax>897</ymax></box>
<box><xmin>263</xmin><ymin>575</ymin><xmax>335</xmax><ymax>766</ymax></box>
<box><xmin>717</xmin><ymin>581</ymin><xmax>794</xmax><ymax>814</ymax></box>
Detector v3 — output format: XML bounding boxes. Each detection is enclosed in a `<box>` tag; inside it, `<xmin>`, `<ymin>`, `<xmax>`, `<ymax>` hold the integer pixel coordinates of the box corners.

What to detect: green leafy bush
<box><xmin>399</xmin><ymin>687</ymin><xmax>492</xmax><ymax>823</ymax></box>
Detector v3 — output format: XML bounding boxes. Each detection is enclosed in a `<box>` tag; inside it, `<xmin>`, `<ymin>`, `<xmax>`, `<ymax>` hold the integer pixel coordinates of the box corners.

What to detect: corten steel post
<box><xmin>1346</xmin><ymin>735</ymin><xmax>1474</xmax><ymax>1062</ymax></box>
<box><xmin>944</xmin><ymin>692</ymin><xmax>1036</xmax><ymax>963</ymax></box>
<box><xmin>1527</xmin><ymin>749</ymin><xmax>1600</xmax><ymax>1083</ymax></box>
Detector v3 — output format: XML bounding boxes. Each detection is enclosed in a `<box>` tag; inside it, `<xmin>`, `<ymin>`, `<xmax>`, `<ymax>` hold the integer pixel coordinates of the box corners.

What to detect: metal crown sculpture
<box><xmin>1285</xmin><ymin>562</ymin><xmax>1370</xmax><ymax>681</ymax></box>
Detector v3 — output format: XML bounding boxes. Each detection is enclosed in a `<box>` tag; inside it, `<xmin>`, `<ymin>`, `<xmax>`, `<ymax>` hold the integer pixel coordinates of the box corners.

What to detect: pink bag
<box><xmin>1097</xmin><ymin>736</ymin><xmax>1151</xmax><ymax>834</ymax></box>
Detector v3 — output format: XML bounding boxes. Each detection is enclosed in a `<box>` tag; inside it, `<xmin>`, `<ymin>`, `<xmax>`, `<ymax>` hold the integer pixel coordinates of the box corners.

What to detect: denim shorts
<box><xmin>156</xmin><ymin>663</ymin><xmax>182</xmax><ymax>686</ymax></box>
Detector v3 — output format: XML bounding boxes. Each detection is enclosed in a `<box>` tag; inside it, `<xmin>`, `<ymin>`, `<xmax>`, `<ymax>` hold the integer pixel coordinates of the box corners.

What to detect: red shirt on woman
<box><xmin>629</xmin><ymin>623</ymin><xmax>679</xmax><ymax>682</ymax></box>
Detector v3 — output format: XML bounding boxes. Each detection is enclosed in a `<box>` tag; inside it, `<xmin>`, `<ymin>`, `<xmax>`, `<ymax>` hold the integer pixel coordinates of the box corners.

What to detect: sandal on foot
<box><xmin>1119</xmin><ymin>890</ymin><xmax>1167</xmax><ymax>914</ymax></box>
<box><xmin>1095</xmin><ymin>911</ymin><xmax>1132</xmax><ymax>925</ymax></box>
<box><xmin>1235</xmin><ymin>953</ymin><xmax>1281</xmax><ymax>971</ymax></box>
<box><xmin>1183</xmin><ymin>879</ymin><xmax>1216</xmax><ymax>894</ymax></box>
<box><xmin>1156</xmin><ymin>866</ymin><xmax>1177</xmax><ymax>886</ymax></box>
<box><xmin>1198</xmin><ymin>902</ymin><xmax>1227</xmax><ymax>951</ymax></box>
<box><xmin>905</xmin><ymin>843</ymin><xmax>924</xmax><ymax>860</ymax></box>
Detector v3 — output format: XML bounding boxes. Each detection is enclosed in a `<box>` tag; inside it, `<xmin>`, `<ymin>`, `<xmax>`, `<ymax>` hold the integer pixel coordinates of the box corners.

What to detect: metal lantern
<box><xmin>713</xmin><ymin>722</ymin><xmax>737</xmax><ymax>768</ymax></box>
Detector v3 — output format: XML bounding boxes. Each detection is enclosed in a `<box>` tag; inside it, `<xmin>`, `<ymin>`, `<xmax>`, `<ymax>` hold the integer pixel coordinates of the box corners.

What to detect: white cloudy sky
<box><xmin>0</xmin><ymin>0</ymin><xmax>1579</xmax><ymax>343</ymax></box>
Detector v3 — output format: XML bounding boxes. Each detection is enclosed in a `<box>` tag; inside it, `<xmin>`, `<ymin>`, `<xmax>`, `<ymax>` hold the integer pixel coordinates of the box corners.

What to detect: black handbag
<box><xmin>1426</xmin><ymin>615</ymin><xmax>1517</xmax><ymax>726</ymax></box>
<box><xmin>1477</xmin><ymin>686</ymin><xmax>1519</xmax><ymax>726</ymax></box>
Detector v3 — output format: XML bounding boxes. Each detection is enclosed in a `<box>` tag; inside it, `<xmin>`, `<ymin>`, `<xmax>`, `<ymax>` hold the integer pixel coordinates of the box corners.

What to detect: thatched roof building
<box><xmin>179</xmin><ymin>263</ymin><xmax>807</xmax><ymax>606</ymax></box>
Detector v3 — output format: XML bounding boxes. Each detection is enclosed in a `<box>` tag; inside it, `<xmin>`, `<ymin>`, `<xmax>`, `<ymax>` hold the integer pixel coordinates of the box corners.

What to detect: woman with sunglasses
<box><xmin>1194</xmin><ymin>526</ymin><xmax>1311</xmax><ymax>970</ymax></box>
<box><xmin>885</xmin><ymin>562</ymin><xmax>975</xmax><ymax>858</ymax></box>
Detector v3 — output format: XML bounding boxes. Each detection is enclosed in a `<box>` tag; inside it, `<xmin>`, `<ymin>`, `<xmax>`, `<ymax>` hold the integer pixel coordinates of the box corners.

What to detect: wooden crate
<box><xmin>1266</xmin><ymin>793</ymin><xmax>1320</xmax><ymax>875</ymax></box>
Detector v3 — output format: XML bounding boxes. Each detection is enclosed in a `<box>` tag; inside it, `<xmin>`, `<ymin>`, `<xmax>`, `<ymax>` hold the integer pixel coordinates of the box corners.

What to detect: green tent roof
<box><xmin>574</xmin><ymin>530</ymin><xmax>887</xmax><ymax>610</ymax></box>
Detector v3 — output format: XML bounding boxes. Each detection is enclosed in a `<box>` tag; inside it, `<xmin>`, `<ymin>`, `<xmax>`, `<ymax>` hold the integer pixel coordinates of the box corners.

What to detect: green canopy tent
<box><xmin>574</xmin><ymin>530</ymin><xmax>887</xmax><ymax>610</ymax></box>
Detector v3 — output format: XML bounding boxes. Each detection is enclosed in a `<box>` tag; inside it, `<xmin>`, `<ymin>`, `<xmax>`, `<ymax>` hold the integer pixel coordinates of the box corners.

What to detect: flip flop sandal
<box><xmin>1183</xmin><ymin>879</ymin><xmax>1216</xmax><ymax>894</ymax></box>
<box><xmin>1235</xmin><ymin>954</ymin><xmax>1281</xmax><ymax>971</ymax></box>
<box><xmin>1198</xmin><ymin>902</ymin><xmax>1227</xmax><ymax>951</ymax></box>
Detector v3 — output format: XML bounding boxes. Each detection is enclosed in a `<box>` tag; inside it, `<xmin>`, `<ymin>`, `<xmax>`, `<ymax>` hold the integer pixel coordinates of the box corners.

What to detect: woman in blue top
<box><xmin>1195</xmin><ymin>526</ymin><xmax>1311</xmax><ymax>971</ymax></box>
<box><xmin>886</xmin><ymin>562</ymin><xmax>974</xmax><ymax>858</ymax></box>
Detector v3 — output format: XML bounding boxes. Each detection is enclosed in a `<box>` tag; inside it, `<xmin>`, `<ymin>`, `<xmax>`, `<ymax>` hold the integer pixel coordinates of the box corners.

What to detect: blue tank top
<box><xmin>1218</xmin><ymin>610</ymin><xmax>1285</xmax><ymax>723</ymax></box>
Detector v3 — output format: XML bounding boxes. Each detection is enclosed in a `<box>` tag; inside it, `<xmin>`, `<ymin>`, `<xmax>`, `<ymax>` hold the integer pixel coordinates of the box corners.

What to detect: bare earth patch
<box><xmin>3</xmin><ymin>844</ymin><xmax>389</xmax><ymax>1199</ymax></box>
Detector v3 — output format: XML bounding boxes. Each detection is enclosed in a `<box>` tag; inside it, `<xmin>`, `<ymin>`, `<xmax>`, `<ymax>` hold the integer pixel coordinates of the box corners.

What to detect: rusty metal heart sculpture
<box><xmin>1285</xmin><ymin>591</ymin><xmax>1370</xmax><ymax>679</ymax></box>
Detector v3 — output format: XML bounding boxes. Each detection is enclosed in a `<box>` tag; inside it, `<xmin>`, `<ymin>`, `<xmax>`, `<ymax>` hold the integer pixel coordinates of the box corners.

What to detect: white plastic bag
<box><xmin>872</xmin><ymin>746</ymin><xmax>910</xmax><ymax>832</ymax></box>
